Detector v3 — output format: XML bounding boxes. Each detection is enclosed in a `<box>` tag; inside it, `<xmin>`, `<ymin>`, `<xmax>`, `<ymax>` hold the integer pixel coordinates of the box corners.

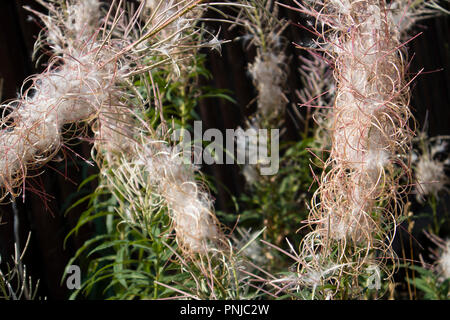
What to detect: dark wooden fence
<box><xmin>0</xmin><ymin>0</ymin><xmax>449</xmax><ymax>299</ymax></box>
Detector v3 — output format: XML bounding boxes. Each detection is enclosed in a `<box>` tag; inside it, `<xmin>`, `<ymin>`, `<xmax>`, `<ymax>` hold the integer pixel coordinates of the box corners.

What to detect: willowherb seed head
<box><xmin>288</xmin><ymin>0</ymin><xmax>428</xmax><ymax>296</ymax></box>
<box><xmin>0</xmin><ymin>0</ymin><xmax>220</xmax><ymax>201</ymax></box>
<box><xmin>413</xmin><ymin>134</ymin><xmax>449</xmax><ymax>202</ymax></box>
<box><xmin>30</xmin><ymin>0</ymin><xmax>102</xmax><ymax>56</ymax></box>
<box><xmin>423</xmin><ymin>232</ymin><xmax>450</xmax><ymax>282</ymax></box>
<box><xmin>0</xmin><ymin>0</ymin><xmax>227</xmax><ymax>261</ymax></box>
<box><xmin>416</xmin><ymin>157</ymin><xmax>447</xmax><ymax>198</ymax></box>
<box><xmin>0</xmin><ymin>47</ymin><xmax>117</xmax><ymax>199</ymax></box>
<box><xmin>233</xmin><ymin>0</ymin><xmax>289</xmax><ymax>128</ymax></box>
<box><xmin>248</xmin><ymin>52</ymin><xmax>287</xmax><ymax>122</ymax></box>
<box><xmin>305</xmin><ymin>0</ymin><xmax>412</xmax><ymax>241</ymax></box>
<box><xmin>121</xmin><ymin>136</ymin><xmax>225</xmax><ymax>254</ymax></box>
<box><xmin>232</xmin><ymin>228</ymin><xmax>267</xmax><ymax>266</ymax></box>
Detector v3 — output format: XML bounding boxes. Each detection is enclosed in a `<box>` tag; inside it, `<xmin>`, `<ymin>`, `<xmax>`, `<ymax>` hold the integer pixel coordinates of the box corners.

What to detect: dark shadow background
<box><xmin>0</xmin><ymin>0</ymin><xmax>448</xmax><ymax>299</ymax></box>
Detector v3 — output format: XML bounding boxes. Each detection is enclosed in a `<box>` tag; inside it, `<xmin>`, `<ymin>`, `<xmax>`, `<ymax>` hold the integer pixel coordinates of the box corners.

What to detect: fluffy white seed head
<box><xmin>0</xmin><ymin>46</ymin><xmax>117</xmax><ymax>197</ymax></box>
<box><xmin>416</xmin><ymin>157</ymin><xmax>447</xmax><ymax>198</ymax></box>
<box><xmin>135</xmin><ymin>139</ymin><xmax>222</xmax><ymax>253</ymax></box>
<box><xmin>311</xmin><ymin>0</ymin><xmax>411</xmax><ymax>244</ymax></box>
<box><xmin>40</xmin><ymin>0</ymin><xmax>102</xmax><ymax>54</ymax></box>
<box><xmin>291</xmin><ymin>1</ymin><xmax>416</xmax><ymax>295</ymax></box>
<box><xmin>248</xmin><ymin>52</ymin><xmax>287</xmax><ymax>121</ymax></box>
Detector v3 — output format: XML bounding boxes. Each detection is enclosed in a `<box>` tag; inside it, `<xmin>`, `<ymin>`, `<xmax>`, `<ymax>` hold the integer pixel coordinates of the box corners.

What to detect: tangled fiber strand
<box><xmin>283</xmin><ymin>0</ymin><xmax>425</xmax><ymax>296</ymax></box>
